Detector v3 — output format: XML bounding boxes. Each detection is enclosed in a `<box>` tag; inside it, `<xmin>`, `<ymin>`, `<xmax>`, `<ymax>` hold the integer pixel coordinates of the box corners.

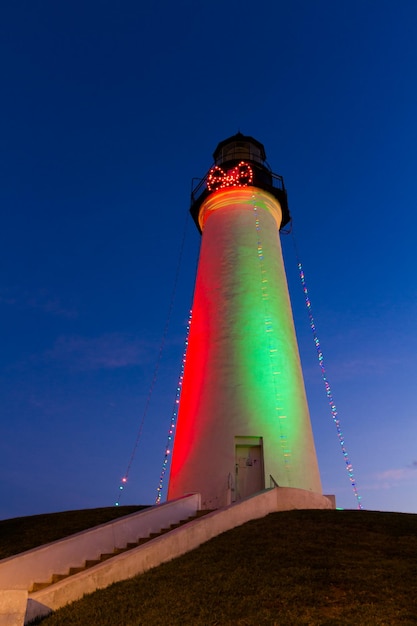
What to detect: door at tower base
<box><xmin>167</xmin><ymin>186</ymin><xmax>322</xmax><ymax>510</ymax></box>
<box><xmin>234</xmin><ymin>437</ymin><xmax>264</xmax><ymax>502</ymax></box>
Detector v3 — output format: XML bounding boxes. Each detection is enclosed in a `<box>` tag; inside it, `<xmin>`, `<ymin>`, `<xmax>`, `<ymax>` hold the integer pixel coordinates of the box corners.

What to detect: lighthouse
<box><xmin>168</xmin><ymin>133</ymin><xmax>322</xmax><ymax>509</ymax></box>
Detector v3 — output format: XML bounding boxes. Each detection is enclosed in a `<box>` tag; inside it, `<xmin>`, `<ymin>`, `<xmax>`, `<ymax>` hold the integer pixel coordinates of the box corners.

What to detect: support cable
<box><xmin>155</xmin><ymin>309</ymin><xmax>192</xmax><ymax>503</ymax></box>
<box><xmin>115</xmin><ymin>209</ymin><xmax>190</xmax><ymax>506</ymax></box>
<box><xmin>154</xmin><ymin>234</ymin><xmax>200</xmax><ymax>503</ymax></box>
<box><xmin>152</xmin><ymin>201</ymin><xmax>202</xmax><ymax>503</ymax></box>
<box><xmin>291</xmin><ymin>230</ymin><xmax>363</xmax><ymax>510</ymax></box>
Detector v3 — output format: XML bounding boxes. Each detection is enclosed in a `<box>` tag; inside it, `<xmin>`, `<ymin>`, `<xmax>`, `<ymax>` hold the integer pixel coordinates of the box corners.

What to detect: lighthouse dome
<box><xmin>213</xmin><ymin>132</ymin><xmax>266</xmax><ymax>167</ymax></box>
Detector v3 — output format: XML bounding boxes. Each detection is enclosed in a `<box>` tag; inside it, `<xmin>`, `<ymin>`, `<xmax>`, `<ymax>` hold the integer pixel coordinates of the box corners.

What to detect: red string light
<box><xmin>207</xmin><ymin>161</ymin><xmax>253</xmax><ymax>192</ymax></box>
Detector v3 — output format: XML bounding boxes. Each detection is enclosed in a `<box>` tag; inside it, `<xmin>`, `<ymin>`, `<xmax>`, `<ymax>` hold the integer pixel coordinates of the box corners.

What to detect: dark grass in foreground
<box><xmin>0</xmin><ymin>506</ymin><xmax>148</xmax><ymax>559</ymax></box>
<box><xmin>30</xmin><ymin>509</ymin><xmax>417</xmax><ymax>626</ymax></box>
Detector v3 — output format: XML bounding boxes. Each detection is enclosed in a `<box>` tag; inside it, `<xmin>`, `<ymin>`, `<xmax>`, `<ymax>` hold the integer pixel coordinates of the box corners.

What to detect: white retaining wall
<box><xmin>0</xmin><ymin>494</ymin><xmax>201</xmax><ymax>592</ymax></box>
<box><xmin>0</xmin><ymin>591</ymin><xmax>28</xmax><ymax>626</ymax></box>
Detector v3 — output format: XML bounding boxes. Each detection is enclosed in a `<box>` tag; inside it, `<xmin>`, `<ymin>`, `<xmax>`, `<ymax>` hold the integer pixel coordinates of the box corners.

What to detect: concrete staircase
<box><xmin>0</xmin><ymin>493</ymin><xmax>205</xmax><ymax>625</ymax></box>
<box><xmin>29</xmin><ymin>511</ymin><xmax>209</xmax><ymax>593</ymax></box>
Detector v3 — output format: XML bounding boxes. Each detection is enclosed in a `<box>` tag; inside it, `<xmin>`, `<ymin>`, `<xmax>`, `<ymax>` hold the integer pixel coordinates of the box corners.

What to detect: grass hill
<box><xmin>0</xmin><ymin>506</ymin><xmax>147</xmax><ymax>560</ymax></box>
<box><xmin>2</xmin><ymin>507</ymin><xmax>417</xmax><ymax>625</ymax></box>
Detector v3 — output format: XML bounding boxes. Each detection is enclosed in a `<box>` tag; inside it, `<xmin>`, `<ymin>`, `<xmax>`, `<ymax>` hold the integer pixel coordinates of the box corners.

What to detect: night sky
<box><xmin>1</xmin><ymin>1</ymin><xmax>417</xmax><ymax>520</ymax></box>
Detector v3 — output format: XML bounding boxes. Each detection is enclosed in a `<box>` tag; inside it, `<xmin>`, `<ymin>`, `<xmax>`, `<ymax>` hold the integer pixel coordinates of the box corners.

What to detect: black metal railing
<box><xmin>269</xmin><ymin>475</ymin><xmax>280</xmax><ymax>488</ymax></box>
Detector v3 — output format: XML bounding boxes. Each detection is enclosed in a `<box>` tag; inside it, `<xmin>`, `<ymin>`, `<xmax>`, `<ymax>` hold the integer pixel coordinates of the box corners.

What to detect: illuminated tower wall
<box><xmin>168</xmin><ymin>134</ymin><xmax>322</xmax><ymax>509</ymax></box>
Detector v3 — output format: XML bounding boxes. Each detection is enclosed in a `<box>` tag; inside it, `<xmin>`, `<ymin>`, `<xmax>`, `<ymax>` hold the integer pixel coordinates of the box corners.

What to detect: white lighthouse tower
<box><xmin>168</xmin><ymin>133</ymin><xmax>322</xmax><ymax>509</ymax></box>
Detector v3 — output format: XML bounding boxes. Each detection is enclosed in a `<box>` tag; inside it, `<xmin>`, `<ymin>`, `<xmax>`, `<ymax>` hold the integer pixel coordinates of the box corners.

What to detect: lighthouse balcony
<box><xmin>190</xmin><ymin>161</ymin><xmax>290</xmax><ymax>233</ymax></box>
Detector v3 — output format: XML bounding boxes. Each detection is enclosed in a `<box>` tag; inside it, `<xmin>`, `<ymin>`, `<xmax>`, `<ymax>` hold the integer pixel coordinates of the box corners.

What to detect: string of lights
<box><xmin>296</xmin><ymin>259</ymin><xmax>363</xmax><ymax>509</ymax></box>
<box><xmin>155</xmin><ymin>310</ymin><xmax>192</xmax><ymax>504</ymax></box>
<box><xmin>115</xmin><ymin>210</ymin><xmax>190</xmax><ymax>506</ymax></box>
<box><xmin>253</xmin><ymin>204</ymin><xmax>292</xmax><ymax>481</ymax></box>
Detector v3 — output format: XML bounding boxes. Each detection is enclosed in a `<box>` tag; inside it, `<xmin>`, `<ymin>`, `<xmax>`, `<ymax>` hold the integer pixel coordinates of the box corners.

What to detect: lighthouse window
<box><xmin>223</xmin><ymin>142</ymin><xmax>250</xmax><ymax>162</ymax></box>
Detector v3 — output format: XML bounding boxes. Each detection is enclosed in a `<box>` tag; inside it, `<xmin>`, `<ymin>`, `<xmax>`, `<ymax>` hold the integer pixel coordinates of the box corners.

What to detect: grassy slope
<box><xmin>12</xmin><ymin>507</ymin><xmax>417</xmax><ymax>626</ymax></box>
<box><xmin>0</xmin><ymin>506</ymin><xmax>147</xmax><ymax>559</ymax></box>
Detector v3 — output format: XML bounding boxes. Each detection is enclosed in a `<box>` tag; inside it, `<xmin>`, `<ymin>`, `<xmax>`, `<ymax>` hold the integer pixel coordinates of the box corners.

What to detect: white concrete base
<box><xmin>0</xmin><ymin>590</ymin><xmax>28</xmax><ymax>626</ymax></box>
<box><xmin>24</xmin><ymin>488</ymin><xmax>333</xmax><ymax>623</ymax></box>
<box><xmin>324</xmin><ymin>494</ymin><xmax>336</xmax><ymax>508</ymax></box>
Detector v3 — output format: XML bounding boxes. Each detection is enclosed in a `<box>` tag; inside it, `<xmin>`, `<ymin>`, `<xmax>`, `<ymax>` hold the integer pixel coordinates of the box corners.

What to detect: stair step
<box><xmin>168</xmin><ymin>511</ymin><xmax>212</xmax><ymax>531</ymax></box>
<box><xmin>51</xmin><ymin>573</ymin><xmax>69</xmax><ymax>583</ymax></box>
<box><xmin>30</xmin><ymin>581</ymin><xmax>53</xmax><ymax>592</ymax></box>
<box><xmin>28</xmin><ymin>509</ymin><xmax>216</xmax><ymax>593</ymax></box>
<box><xmin>85</xmin><ymin>559</ymin><xmax>101</xmax><ymax>568</ymax></box>
<box><xmin>179</xmin><ymin>516</ymin><xmax>198</xmax><ymax>524</ymax></box>
<box><xmin>68</xmin><ymin>566</ymin><xmax>85</xmax><ymax>575</ymax></box>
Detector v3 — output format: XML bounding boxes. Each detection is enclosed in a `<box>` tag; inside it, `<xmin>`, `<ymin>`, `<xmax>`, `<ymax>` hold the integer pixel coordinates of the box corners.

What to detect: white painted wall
<box><xmin>0</xmin><ymin>590</ymin><xmax>28</xmax><ymax>626</ymax></box>
<box><xmin>169</xmin><ymin>187</ymin><xmax>322</xmax><ymax>508</ymax></box>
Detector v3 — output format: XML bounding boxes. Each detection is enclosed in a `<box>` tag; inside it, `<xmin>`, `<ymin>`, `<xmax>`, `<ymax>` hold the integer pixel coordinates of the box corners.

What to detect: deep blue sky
<box><xmin>1</xmin><ymin>1</ymin><xmax>417</xmax><ymax>520</ymax></box>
